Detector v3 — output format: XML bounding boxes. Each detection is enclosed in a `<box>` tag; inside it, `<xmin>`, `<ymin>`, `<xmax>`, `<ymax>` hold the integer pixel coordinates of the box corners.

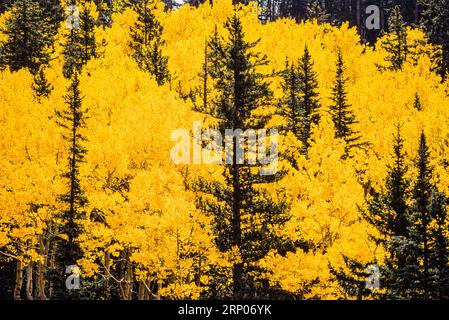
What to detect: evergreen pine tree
<box><xmin>329</xmin><ymin>50</ymin><xmax>362</xmax><ymax>156</ymax></box>
<box><xmin>334</xmin><ymin>128</ymin><xmax>449</xmax><ymax>299</ymax></box>
<box><xmin>279</xmin><ymin>45</ymin><xmax>320</xmax><ymax>158</ymax></box>
<box><xmin>332</xmin><ymin>124</ymin><xmax>410</xmax><ymax>299</ymax></box>
<box><xmin>390</xmin><ymin>131</ymin><xmax>433</xmax><ymax>299</ymax></box>
<box><xmin>329</xmin><ymin>255</ymin><xmax>378</xmax><ymax>300</ymax></box>
<box><xmin>129</xmin><ymin>0</ymin><xmax>170</xmax><ymax>86</ymax></box>
<box><xmin>412</xmin><ymin>132</ymin><xmax>433</xmax><ymax>291</ymax></box>
<box><xmin>297</xmin><ymin>45</ymin><xmax>320</xmax><ymax>153</ymax></box>
<box><xmin>38</xmin><ymin>0</ymin><xmax>64</xmax><ymax>34</ymax></box>
<box><xmin>195</xmin><ymin>15</ymin><xmax>290</xmax><ymax>299</ymax></box>
<box><xmin>381</xmin><ymin>5</ymin><xmax>409</xmax><ymax>71</ymax></box>
<box><xmin>0</xmin><ymin>0</ymin><xmax>54</xmax><ymax>73</ymax></box>
<box><xmin>278</xmin><ymin>59</ymin><xmax>303</xmax><ymax>167</ymax></box>
<box><xmin>53</xmin><ymin>71</ymin><xmax>88</xmax><ymax>299</ymax></box>
<box><xmin>306</xmin><ymin>0</ymin><xmax>329</xmax><ymax>24</ymax></box>
<box><xmin>32</xmin><ymin>66</ymin><xmax>54</xmax><ymax>102</ymax></box>
<box><xmin>413</xmin><ymin>92</ymin><xmax>422</xmax><ymax>111</ymax></box>
<box><xmin>62</xmin><ymin>1</ymin><xmax>98</xmax><ymax>78</ymax></box>
<box><xmin>94</xmin><ymin>0</ymin><xmax>113</xmax><ymax>27</ymax></box>
<box><xmin>428</xmin><ymin>190</ymin><xmax>449</xmax><ymax>299</ymax></box>
<box><xmin>419</xmin><ymin>0</ymin><xmax>449</xmax><ymax>77</ymax></box>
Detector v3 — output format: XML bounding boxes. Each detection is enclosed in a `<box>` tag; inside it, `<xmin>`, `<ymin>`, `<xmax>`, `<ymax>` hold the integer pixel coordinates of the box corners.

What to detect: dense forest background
<box><xmin>0</xmin><ymin>0</ymin><xmax>449</xmax><ymax>300</ymax></box>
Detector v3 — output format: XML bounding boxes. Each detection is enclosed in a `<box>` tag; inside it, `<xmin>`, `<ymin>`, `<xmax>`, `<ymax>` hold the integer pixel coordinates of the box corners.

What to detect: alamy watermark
<box><xmin>365</xmin><ymin>264</ymin><xmax>380</xmax><ymax>290</ymax></box>
<box><xmin>65</xmin><ymin>5</ymin><xmax>80</xmax><ymax>30</ymax></box>
<box><xmin>65</xmin><ymin>265</ymin><xmax>81</xmax><ymax>290</ymax></box>
<box><xmin>170</xmin><ymin>122</ymin><xmax>279</xmax><ymax>175</ymax></box>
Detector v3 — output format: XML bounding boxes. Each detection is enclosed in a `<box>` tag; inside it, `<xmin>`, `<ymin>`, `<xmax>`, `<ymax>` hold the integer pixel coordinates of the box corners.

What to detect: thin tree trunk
<box><xmin>13</xmin><ymin>260</ymin><xmax>23</xmax><ymax>300</ymax></box>
<box><xmin>26</xmin><ymin>264</ymin><xmax>34</xmax><ymax>300</ymax></box>
<box><xmin>35</xmin><ymin>235</ymin><xmax>47</xmax><ymax>300</ymax></box>
<box><xmin>138</xmin><ymin>281</ymin><xmax>145</xmax><ymax>300</ymax></box>
<box><xmin>355</xmin><ymin>0</ymin><xmax>362</xmax><ymax>32</ymax></box>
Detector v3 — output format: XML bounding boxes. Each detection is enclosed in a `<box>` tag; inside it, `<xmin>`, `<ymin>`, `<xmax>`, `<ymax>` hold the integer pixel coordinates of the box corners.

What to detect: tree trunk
<box><xmin>355</xmin><ymin>0</ymin><xmax>362</xmax><ymax>32</ymax></box>
<box><xmin>138</xmin><ymin>281</ymin><xmax>145</xmax><ymax>300</ymax></box>
<box><xmin>35</xmin><ymin>235</ymin><xmax>47</xmax><ymax>300</ymax></box>
<box><xmin>13</xmin><ymin>260</ymin><xmax>23</xmax><ymax>300</ymax></box>
<box><xmin>26</xmin><ymin>264</ymin><xmax>34</xmax><ymax>300</ymax></box>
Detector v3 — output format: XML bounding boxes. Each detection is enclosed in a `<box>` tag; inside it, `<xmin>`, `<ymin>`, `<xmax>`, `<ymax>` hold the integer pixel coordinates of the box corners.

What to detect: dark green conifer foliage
<box><xmin>383</xmin><ymin>131</ymin><xmax>433</xmax><ymax>299</ymax></box>
<box><xmin>419</xmin><ymin>0</ymin><xmax>449</xmax><ymax>78</ymax></box>
<box><xmin>0</xmin><ymin>0</ymin><xmax>54</xmax><ymax>74</ymax></box>
<box><xmin>333</xmin><ymin>129</ymin><xmax>449</xmax><ymax>299</ymax></box>
<box><xmin>32</xmin><ymin>66</ymin><xmax>54</xmax><ymax>102</ymax></box>
<box><xmin>278</xmin><ymin>46</ymin><xmax>320</xmax><ymax>159</ymax></box>
<box><xmin>329</xmin><ymin>256</ymin><xmax>378</xmax><ymax>300</ymax></box>
<box><xmin>94</xmin><ymin>0</ymin><xmax>113</xmax><ymax>27</ymax></box>
<box><xmin>306</xmin><ymin>0</ymin><xmax>329</xmax><ymax>24</ymax></box>
<box><xmin>38</xmin><ymin>0</ymin><xmax>64</xmax><ymax>34</ymax></box>
<box><xmin>297</xmin><ymin>45</ymin><xmax>320</xmax><ymax>154</ymax></box>
<box><xmin>278</xmin><ymin>59</ymin><xmax>303</xmax><ymax>167</ymax></box>
<box><xmin>367</xmin><ymin>124</ymin><xmax>410</xmax><ymax>240</ymax></box>
<box><xmin>413</xmin><ymin>92</ymin><xmax>422</xmax><ymax>111</ymax></box>
<box><xmin>329</xmin><ymin>50</ymin><xmax>362</xmax><ymax>156</ymax></box>
<box><xmin>63</xmin><ymin>1</ymin><xmax>98</xmax><ymax>78</ymax></box>
<box><xmin>401</xmin><ymin>132</ymin><xmax>449</xmax><ymax>299</ymax></box>
<box><xmin>53</xmin><ymin>71</ymin><xmax>88</xmax><ymax>299</ymax></box>
<box><xmin>129</xmin><ymin>0</ymin><xmax>170</xmax><ymax>86</ymax></box>
<box><xmin>195</xmin><ymin>15</ymin><xmax>290</xmax><ymax>299</ymax></box>
<box><xmin>428</xmin><ymin>190</ymin><xmax>449</xmax><ymax>299</ymax></box>
<box><xmin>332</xmin><ymin>125</ymin><xmax>410</xmax><ymax>299</ymax></box>
<box><xmin>381</xmin><ymin>5</ymin><xmax>409</xmax><ymax>71</ymax></box>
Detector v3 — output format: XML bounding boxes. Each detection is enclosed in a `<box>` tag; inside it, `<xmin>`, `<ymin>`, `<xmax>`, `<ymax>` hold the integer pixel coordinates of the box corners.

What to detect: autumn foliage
<box><xmin>0</xmin><ymin>0</ymin><xmax>449</xmax><ymax>300</ymax></box>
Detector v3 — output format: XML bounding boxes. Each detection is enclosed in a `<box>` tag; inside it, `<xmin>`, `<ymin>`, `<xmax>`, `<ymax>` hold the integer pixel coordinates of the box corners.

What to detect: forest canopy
<box><xmin>0</xmin><ymin>0</ymin><xmax>449</xmax><ymax>300</ymax></box>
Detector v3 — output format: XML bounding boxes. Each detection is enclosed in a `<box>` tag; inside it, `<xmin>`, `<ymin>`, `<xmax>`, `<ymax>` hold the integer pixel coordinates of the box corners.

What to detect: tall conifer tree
<box><xmin>32</xmin><ymin>66</ymin><xmax>54</xmax><ymax>102</ymax></box>
<box><xmin>381</xmin><ymin>5</ymin><xmax>409</xmax><ymax>71</ymax></box>
<box><xmin>279</xmin><ymin>46</ymin><xmax>320</xmax><ymax>158</ymax></box>
<box><xmin>195</xmin><ymin>15</ymin><xmax>290</xmax><ymax>299</ymax></box>
<box><xmin>0</xmin><ymin>0</ymin><xmax>54</xmax><ymax>73</ymax></box>
<box><xmin>328</xmin><ymin>50</ymin><xmax>362</xmax><ymax>156</ymax></box>
<box><xmin>419</xmin><ymin>0</ymin><xmax>449</xmax><ymax>77</ymax></box>
<box><xmin>129</xmin><ymin>0</ymin><xmax>170</xmax><ymax>86</ymax></box>
<box><xmin>53</xmin><ymin>71</ymin><xmax>88</xmax><ymax>299</ymax></box>
<box><xmin>62</xmin><ymin>1</ymin><xmax>98</xmax><ymax>78</ymax></box>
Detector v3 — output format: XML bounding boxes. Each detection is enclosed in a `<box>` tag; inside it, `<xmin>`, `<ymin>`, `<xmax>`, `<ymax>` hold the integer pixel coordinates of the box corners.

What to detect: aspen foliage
<box><xmin>1</xmin><ymin>0</ymin><xmax>449</xmax><ymax>299</ymax></box>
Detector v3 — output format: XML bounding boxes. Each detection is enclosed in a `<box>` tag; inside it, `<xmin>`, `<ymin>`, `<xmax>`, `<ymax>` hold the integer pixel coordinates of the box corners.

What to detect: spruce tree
<box><xmin>329</xmin><ymin>255</ymin><xmax>378</xmax><ymax>300</ymax></box>
<box><xmin>278</xmin><ymin>59</ymin><xmax>303</xmax><ymax>167</ymax></box>
<box><xmin>94</xmin><ymin>0</ymin><xmax>113</xmax><ymax>27</ymax></box>
<box><xmin>306</xmin><ymin>0</ymin><xmax>329</xmax><ymax>24</ymax></box>
<box><xmin>413</xmin><ymin>132</ymin><xmax>433</xmax><ymax>272</ymax></box>
<box><xmin>419</xmin><ymin>0</ymin><xmax>449</xmax><ymax>77</ymax></box>
<box><xmin>332</xmin><ymin>125</ymin><xmax>410</xmax><ymax>299</ymax></box>
<box><xmin>406</xmin><ymin>132</ymin><xmax>449</xmax><ymax>299</ymax></box>
<box><xmin>329</xmin><ymin>50</ymin><xmax>362</xmax><ymax>156</ymax></box>
<box><xmin>62</xmin><ymin>1</ymin><xmax>98</xmax><ymax>78</ymax></box>
<box><xmin>333</xmin><ymin>129</ymin><xmax>449</xmax><ymax>299</ymax></box>
<box><xmin>388</xmin><ymin>131</ymin><xmax>449</xmax><ymax>299</ymax></box>
<box><xmin>0</xmin><ymin>0</ymin><xmax>54</xmax><ymax>73</ymax></box>
<box><xmin>381</xmin><ymin>5</ymin><xmax>409</xmax><ymax>71</ymax></box>
<box><xmin>368</xmin><ymin>125</ymin><xmax>411</xmax><ymax>286</ymax></box>
<box><xmin>297</xmin><ymin>45</ymin><xmax>320</xmax><ymax>153</ymax></box>
<box><xmin>129</xmin><ymin>0</ymin><xmax>170</xmax><ymax>86</ymax></box>
<box><xmin>428</xmin><ymin>190</ymin><xmax>449</xmax><ymax>299</ymax></box>
<box><xmin>53</xmin><ymin>71</ymin><xmax>88</xmax><ymax>299</ymax></box>
<box><xmin>32</xmin><ymin>66</ymin><xmax>54</xmax><ymax>102</ymax></box>
<box><xmin>195</xmin><ymin>15</ymin><xmax>290</xmax><ymax>299</ymax></box>
<box><xmin>413</xmin><ymin>92</ymin><xmax>422</xmax><ymax>111</ymax></box>
<box><xmin>279</xmin><ymin>45</ymin><xmax>320</xmax><ymax>158</ymax></box>
<box><xmin>38</xmin><ymin>0</ymin><xmax>64</xmax><ymax>34</ymax></box>
<box><xmin>391</xmin><ymin>131</ymin><xmax>433</xmax><ymax>299</ymax></box>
